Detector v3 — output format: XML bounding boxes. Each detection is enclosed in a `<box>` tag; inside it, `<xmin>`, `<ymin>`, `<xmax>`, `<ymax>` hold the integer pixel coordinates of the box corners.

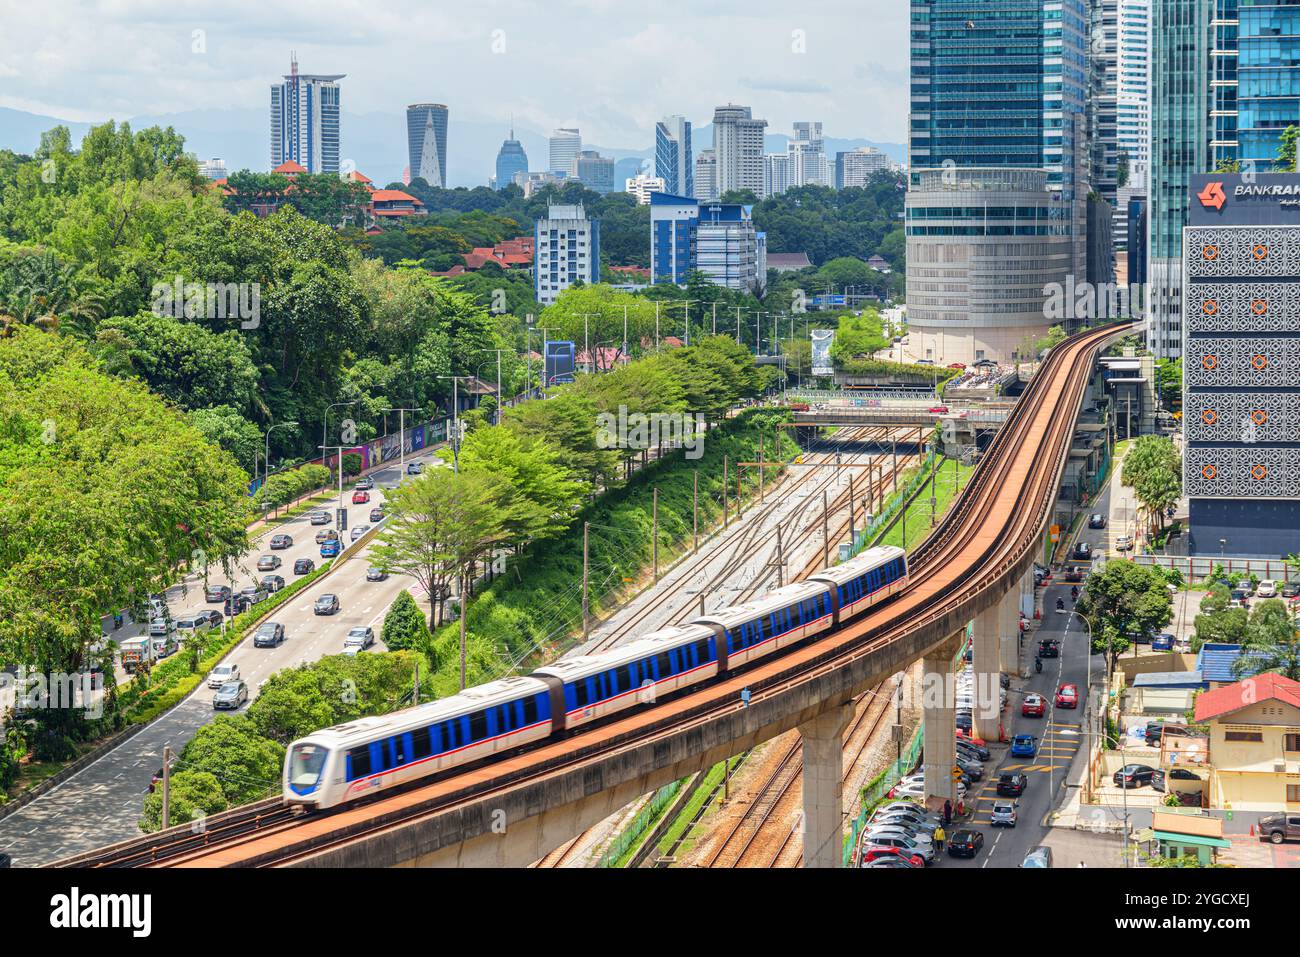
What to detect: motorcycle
<box><xmin>1034</xmin><ymin>656</ymin><xmax>1043</xmax><ymax>673</ymax></box>
<box><xmin>1055</xmin><ymin>597</ymin><xmax>1066</xmax><ymax>613</ymax></box>
<box><xmin>1070</xmin><ymin>586</ymin><xmax>1079</xmax><ymax>602</ymax></box>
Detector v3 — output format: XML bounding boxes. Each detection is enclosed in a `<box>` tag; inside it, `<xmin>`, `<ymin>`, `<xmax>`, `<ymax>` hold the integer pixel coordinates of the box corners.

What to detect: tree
<box><xmin>1277</xmin><ymin>125</ymin><xmax>1299</xmax><ymax>173</ymax></box>
<box><xmin>175</xmin><ymin>715</ymin><xmax>285</xmax><ymax>805</ymax></box>
<box><xmin>381</xmin><ymin>590</ymin><xmax>431</xmax><ymax>652</ymax></box>
<box><xmin>1121</xmin><ymin>435</ymin><xmax>1181</xmax><ymax>534</ymax></box>
<box><xmin>1079</xmin><ymin>560</ymin><xmax>1174</xmax><ymax>673</ymax></box>
<box><xmin>1234</xmin><ymin>598</ymin><xmax>1300</xmax><ymax>680</ymax></box>
<box><xmin>188</xmin><ymin>405</ymin><xmax>265</xmax><ymax>475</ymax></box>
<box><xmin>459</xmin><ymin>425</ymin><xmax>584</xmax><ymax>543</ymax></box>
<box><xmin>139</xmin><ymin>770</ymin><xmax>228</xmax><ymax>832</ymax></box>
<box><xmin>1193</xmin><ymin>584</ymin><xmax>1249</xmax><ymax>648</ymax></box>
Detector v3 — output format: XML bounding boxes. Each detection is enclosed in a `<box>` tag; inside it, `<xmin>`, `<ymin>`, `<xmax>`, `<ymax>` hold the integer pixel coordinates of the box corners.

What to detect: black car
<box><xmin>1282</xmin><ymin>582</ymin><xmax>1300</xmax><ymax>599</ymax></box>
<box><xmin>1073</xmin><ymin>541</ymin><xmax>1092</xmax><ymax>561</ymax></box>
<box><xmin>293</xmin><ymin>557</ymin><xmax>315</xmax><ymax>575</ymax></box>
<box><xmin>269</xmin><ymin>533</ymin><xmax>293</xmax><ymax>550</ymax></box>
<box><xmin>205</xmin><ymin>584</ymin><xmax>231</xmax><ymax>603</ymax></box>
<box><xmin>997</xmin><ymin>772</ymin><xmax>1028</xmax><ymax>797</ymax></box>
<box><xmin>369</xmin><ymin>507</ymin><xmax>385</xmax><ymax>523</ymax></box>
<box><xmin>1145</xmin><ymin>723</ymin><xmax>1192</xmax><ymax>747</ymax></box>
<box><xmin>314</xmin><ymin>594</ymin><xmax>340</xmax><ymax>616</ymax></box>
<box><xmin>1152</xmin><ymin>768</ymin><xmax>1201</xmax><ymax>792</ymax></box>
<box><xmin>253</xmin><ymin>621</ymin><xmax>285</xmax><ymax>648</ymax></box>
<box><xmin>260</xmin><ymin>574</ymin><xmax>286</xmax><ymax>592</ymax></box>
<box><xmin>1088</xmin><ymin>514</ymin><xmax>1106</xmax><ymax>529</ymax></box>
<box><xmin>956</xmin><ymin>738</ymin><xmax>990</xmax><ymax>761</ymax></box>
<box><xmin>1113</xmin><ymin>764</ymin><xmax>1157</xmax><ymax>788</ymax></box>
<box><xmin>954</xmin><ymin>710</ymin><xmax>973</xmax><ymax>732</ymax></box>
<box><xmin>197</xmin><ymin>609</ymin><xmax>223</xmax><ymax>628</ymax></box>
<box><xmin>1038</xmin><ymin>638</ymin><xmax>1061</xmax><ymax>658</ymax></box>
<box><xmin>946</xmin><ymin>829</ymin><xmax>984</xmax><ymax>858</ymax></box>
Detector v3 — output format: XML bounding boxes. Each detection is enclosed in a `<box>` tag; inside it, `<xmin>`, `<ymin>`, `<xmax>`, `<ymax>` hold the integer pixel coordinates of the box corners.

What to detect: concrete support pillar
<box><xmin>998</xmin><ymin>587</ymin><xmax>1020</xmax><ymax>676</ymax></box>
<box><xmin>1020</xmin><ymin>568</ymin><xmax>1035</xmax><ymax>620</ymax></box>
<box><xmin>799</xmin><ymin>701</ymin><xmax>854</xmax><ymax>868</ymax></box>
<box><xmin>922</xmin><ymin>634</ymin><xmax>962</xmax><ymax>808</ymax></box>
<box><xmin>971</xmin><ymin>603</ymin><xmax>1002</xmax><ymax>742</ymax></box>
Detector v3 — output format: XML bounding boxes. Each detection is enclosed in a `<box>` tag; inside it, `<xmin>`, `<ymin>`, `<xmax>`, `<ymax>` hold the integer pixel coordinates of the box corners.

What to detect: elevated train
<box><xmin>284</xmin><ymin>546</ymin><xmax>908</xmax><ymax>809</ymax></box>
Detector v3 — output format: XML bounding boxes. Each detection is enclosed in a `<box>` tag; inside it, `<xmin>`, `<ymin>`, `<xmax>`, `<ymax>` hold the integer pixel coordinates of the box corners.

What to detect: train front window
<box><xmin>288</xmin><ymin>744</ymin><xmax>327</xmax><ymax>794</ymax></box>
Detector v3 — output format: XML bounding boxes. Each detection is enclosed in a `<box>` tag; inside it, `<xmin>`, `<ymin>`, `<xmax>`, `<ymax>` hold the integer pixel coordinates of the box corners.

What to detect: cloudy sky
<box><xmin>0</xmin><ymin>0</ymin><xmax>910</xmax><ymax>147</ymax></box>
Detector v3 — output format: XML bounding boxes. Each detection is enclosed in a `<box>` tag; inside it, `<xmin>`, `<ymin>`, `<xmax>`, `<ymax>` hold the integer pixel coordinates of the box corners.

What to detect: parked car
<box><xmin>1010</xmin><ymin>734</ymin><xmax>1038</xmax><ymax>758</ymax></box>
<box><xmin>253</xmin><ymin>622</ymin><xmax>285</xmax><ymax>648</ymax></box>
<box><xmin>1257</xmin><ymin>812</ymin><xmax>1300</xmax><ymax>845</ymax></box>
<box><xmin>1113</xmin><ymin>764</ymin><xmax>1157</xmax><ymax>788</ymax></box>
<box><xmin>366</xmin><ymin>567</ymin><xmax>389</xmax><ymax>582</ymax></box>
<box><xmin>872</xmin><ymin>811</ymin><xmax>939</xmax><ymax>835</ymax></box>
<box><xmin>310</xmin><ymin>511</ymin><xmax>331</xmax><ymax>526</ymax></box>
<box><xmin>997</xmin><ymin>772</ymin><xmax>1028</xmax><ymax>797</ymax></box>
<box><xmin>207</xmin><ymin>662</ymin><xmax>241</xmax><ymax>689</ymax></box>
<box><xmin>1073</xmin><ymin>542</ymin><xmax>1092</xmax><ymax>561</ymax></box>
<box><xmin>212</xmin><ymin>679</ymin><xmax>249</xmax><ymax>711</ymax></box>
<box><xmin>314</xmin><ymin>594</ymin><xmax>341</xmax><ymax>616</ymax></box>
<box><xmin>1055</xmin><ymin>684</ymin><xmax>1079</xmax><ymax>709</ymax></box>
<box><xmin>861</xmin><ymin>855</ymin><xmax>920</xmax><ymax>869</ymax></box>
<box><xmin>352</xmin><ymin>489</ymin><xmax>370</xmax><ymax>505</ymax></box>
<box><xmin>1021</xmin><ymin>846</ymin><xmax>1053</xmax><ymax>868</ymax></box>
<box><xmin>355</xmin><ymin>476</ymin><xmax>374</xmax><ymax>491</ymax></box>
<box><xmin>946</xmin><ymin>829</ymin><xmax>985</xmax><ymax>859</ymax></box>
<box><xmin>1088</xmin><ymin>514</ymin><xmax>1106</xmax><ymax>529</ymax></box>
<box><xmin>1145</xmin><ymin>722</ymin><xmax>1191</xmax><ymax>747</ymax></box>
<box><xmin>1038</xmin><ymin>638</ymin><xmax>1060</xmax><ymax>658</ymax></box>
<box><xmin>205</xmin><ymin>584</ymin><xmax>231</xmax><ymax>603</ymax></box>
<box><xmin>269</xmin><ymin>533</ymin><xmax>293</xmax><ymax>550</ymax></box>
<box><xmin>1257</xmin><ymin>580</ymin><xmax>1278</xmax><ymax>598</ymax></box>
<box><xmin>261</xmin><ymin>574</ymin><xmax>285</xmax><ymax>592</ymax></box>
<box><xmin>344</xmin><ymin>626</ymin><xmax>375</xmax><ymax>650</ymax></box>
<box><xmin>293</xmin><ymin>557</ymin><xmax>315</xmax><ymax>575</ymax></box>
<box><xmin>954</xmin><ymin>710</ymin><xmax>973</xmax><ymax>732</ymax></box>
<box><xmin>1152</xmin><ymin>768</ymin><xmax>1202</xmax><ymax>792</ymax></box>
<box><xmin>316</xmin><ymin>528</ymin><xmax>339</xmax><ymax>544</ymax></box>
<box><xmin>955</xmin><ymin>737</ymin><xmax>990</xmax><ymax>761</ymax></box>
<box><xmin>1282</xmin><ymin>582</ymin><xmax>1300</xmax><ymax>599</ymax></box>
<box><xmin>174</xmin><ymin>615</ymin><xmax>211</xmax><ymax>638</ymax></box>
<box><xmin>256</xmin><ymin>554</ymin><xmax>281</xmax><ymax>572</ymax></box>
<box><xmin>990</xmin><ymin>801</ymin><xmax>1018</xmax><ymax>827</ymax></box>
<box><xmin>197</xmin><ymin>609</ymin><xmax>223</xmax><ymax>629</ymax></box>
<box><xmin>369</xmin><ymin>507</ymin><xmax>385</xmax><ymax>523</ymax></box>
<box><xmin>1114</xmin><ymin>534</ymin><xmax>1135</xmax><ymax>552</ymax></box>
<box><xmin>1022</xmin><ymin>693</ymin><xmax>1046</xmax><ymax>718</ymax></box>
<box><xmin>928</xmin><ymin>405</ymin><xmax>949</xmax><ymax>414</ymax></box>
<box><xmin>1151</xmin><ymin>633</ymin><xmax>1175</xmax><ymax>651</ymax></box>
<box><xmin>860</xmin><ymin>845</ymin><xmax>924</xmax><ymax>868</ymax></box>
<box><xmin>864</xmin><ymin>833</ymin><xmax>933</xmax><ymax>864</ymax></box>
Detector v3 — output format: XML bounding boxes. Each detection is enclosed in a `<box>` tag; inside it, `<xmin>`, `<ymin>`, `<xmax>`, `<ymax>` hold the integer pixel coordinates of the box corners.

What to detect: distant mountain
<box><xmin>0</xmin><ymin>106</ymin><xmax>905</xmax><ymax>189</ymax></box>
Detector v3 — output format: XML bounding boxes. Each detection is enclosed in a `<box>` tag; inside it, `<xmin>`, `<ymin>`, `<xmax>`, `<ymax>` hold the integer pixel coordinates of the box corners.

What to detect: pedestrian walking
<box><xmin>933</xmin><ymin>824</ymin><xmax>946</xmax><ymax>854</ymax></box>
<box><xmin>943</xmin><ymin>799</ymin><xmax>952</xmax><ymax>825</ymax></box>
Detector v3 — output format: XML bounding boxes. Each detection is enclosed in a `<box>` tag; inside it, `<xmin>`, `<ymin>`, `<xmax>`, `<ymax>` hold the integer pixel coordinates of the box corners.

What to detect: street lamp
<box><xmin>380</xmin><ymin>406</ymin><xmax>422</xmax><ymax>476</ymax></box>
<box><xmin>437</xmin><ymin>376</ymin><xmax>474</xmax><ymax>473</ymax></box>
<box><xmin>322</xmin><ymin>400</ymin><xmax>359</xmax><ymax>495</ymax></box>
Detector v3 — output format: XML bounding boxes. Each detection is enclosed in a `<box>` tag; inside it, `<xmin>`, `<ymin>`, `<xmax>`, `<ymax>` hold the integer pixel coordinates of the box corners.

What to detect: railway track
<box><xmin>56</xmin><ymin>323</ymin><xmax>1125</xmax><ymax>868</ymax></box>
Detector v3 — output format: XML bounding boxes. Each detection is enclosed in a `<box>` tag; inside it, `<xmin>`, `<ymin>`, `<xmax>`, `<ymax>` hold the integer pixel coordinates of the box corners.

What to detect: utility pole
<box><xmin>437</xmin><ymin>375</ymin><xmax>473</xmax><ymax>472</ymax></box>
<box><xmin>652</xmin><ymin>488</ymin><xmax>659</xmax><ymax>581</ymax></box>
<box><xmin>622</xmin><ymin>304</ymin><xmax>629</xmax><ymax>363</ymax></box>
<box><xmin>482</xmin><ymin>350</ymin><xmax>509</xmax><ymax>422</ymax></box>
<box><xmin>525</xmin><ymin>313</ymin><xmax>535</xmax><ymax>396</ymax></box>
<box><xmin>693</xmin><ymin>471</ymin><xmax>699</xmax><ymax>553</ymax></box>
<box><xmin>577</xmin><ymin>314</ymin><xmax>600</xmax><ymax>373</ymax></box>
<box><xmin>849</xmin><ymin>472</ymin><xmax>856</xmax><ymax>544</ymax></box>
<box><xmin>774</xmin><ymin>524</ymin><xmax>785</xmax><ymax>588</ymax></box>
<box><xmin>735</xmin><ymin>305</ymin><xmax>742</xmax><ymax>345</ymax></box>
<box><xmin>382</xmin><ymin>407</ymin><xmax>422</xmax><ymax>475</ymax></box>
<box><xmin>892</xmin><ymin>439</ymin><xmax>898</xmax><ymax>493</ymax></box>
<box><xmin>723</xmin><ymin>455</ymin><xmax>729</xmax><ymax>527</ymax></box>
<box><xmin>655</xmin><ymin>300</ymin><xmax>661</xmax><ymax>351</ymax></box>
<box><xmin>712</xmin><ymin>301</ymin><xmax>718</xmax><ymax>336</ymax></box>
<box><xmin>582</xmin><ymin>522</ymin><xmax>590</xmax><ymax>641</ymax></box>
<box><xmin>823</xmin><ymin>488</ymin><xmax>830</xmax><ymax>566</ymax></box>
<box><xmin>161</xmin><ymin>745</ymin><xmax>171</xmax><ymax>829</ymax></box>
<box><xmin>414</xmin><ymin>661</ymin><xmax>420</xmax><ymax>706</ymax></box>
<box><xmin>459</xmin><ymin>568</ymin><xmax>468</xmax><ymax>690</ymax></box>
<box><xmin>681</xmin><ymin>300</ymin><xmax>696</xmax><ymax>347</ymax></box>
<box><xmin>758</xmin><ymin>431</ymin><xmax>765</xmax><ymax>503</ymax></box>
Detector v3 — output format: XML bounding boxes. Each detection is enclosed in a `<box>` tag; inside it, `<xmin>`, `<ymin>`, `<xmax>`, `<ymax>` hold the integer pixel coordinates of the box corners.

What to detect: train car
<box><xmin>808</xmin><ymin>545</ymin><xmax>908</xmax><ymax>624</ymax></box>
<box><xmin>283</xmin><ymin>675</ymin><xmax>553</xmax><ymax>809</ymax></box>
<box><xmin>693</xmin><ymin>580</ymin><xmax>835</xmax><ymax>670</ymax></box>
<box><xmin>530</xmin><ymin>625</ymin><xmax>718</xmax><ymax>732</ymax></box>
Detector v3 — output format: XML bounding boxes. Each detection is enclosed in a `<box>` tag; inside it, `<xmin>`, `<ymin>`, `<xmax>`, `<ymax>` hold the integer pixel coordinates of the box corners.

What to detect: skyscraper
<box><xmin>835</xmin><ymin>147</ymin><xmax>895</xmax><ymax>188</ymax></box>
<box><xmin>494</xmin><ymin>123</ymin><xmax>529</xmax><ymax>190</ymax></box>
<box><xmin>905</xmin><ymin>0</ymin><xmax>1090</xmax><ymax>364</ymax></box>
<box><xmin>406</xmin><ymin>103</ymin><xmax>449</xmax><ymax>188</ymax></box>
<box><xmin>712</xmin><ymin>105</ymin><xmax>767</xmax><ymax>197</ymax></box>
<box><xmin>655</xmin><ymin>115</ymin><xmax>694</xmax><ymax>197</ymax></box>
<box><xmin>650</xmin><ymin>193</ymin><xmax>762</xmax><ymax>291</ymax></box>
<box><xmin>270</xmin><ymin>55</ymin><xmax>344</xmax><ymax>173</ymax></box>
<box><xmin>534</xmin><ymin>204</ymin><xmax>599</xmax><ymax>306</ymax></box>
<box><xmin>575</xmin><ymin>150</ymin><xmax>616</xmax><ymax>193</ymax></box>
<box><xmin>789</xmin><ymin>121</ymin><xmax>829</xmax><ymax>187</ymax></box>
<box><xmin>549</xmin><ymin>128</ymin><xmax>582</xmax><ymax>176</ymax></box>
<box><xmin>764</xmin><ymin>153</ymin><xmax>791</xmax><ymax>196</ymax></box>
<box><xmin>694</xmin><ymin>150</ymin><xmax>718</xmax><ymax>202</ymax></box>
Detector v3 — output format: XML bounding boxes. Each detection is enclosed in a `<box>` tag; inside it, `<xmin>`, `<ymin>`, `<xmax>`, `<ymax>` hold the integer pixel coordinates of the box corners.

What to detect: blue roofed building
<box><xmin>1196</xmin><ymin>643</ymin><xmax>1268</xmax><ymax>688</ymax></box>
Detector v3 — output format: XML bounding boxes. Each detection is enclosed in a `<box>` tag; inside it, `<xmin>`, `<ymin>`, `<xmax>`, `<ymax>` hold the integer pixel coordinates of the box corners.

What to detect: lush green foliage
<box><xmin>1120</xmin><ymin>435</ymin><xmax>1182</xmax><ymax>535</ymax></box>
<box><xmin>381</xmin><ymin>590</ymin><xmax>432</xmax><ymax>652</ymax></box>
<box><xmin>1078</xmin><ymin>560</ymin><xmax>1174</xmax><ymax>671</ymax></box>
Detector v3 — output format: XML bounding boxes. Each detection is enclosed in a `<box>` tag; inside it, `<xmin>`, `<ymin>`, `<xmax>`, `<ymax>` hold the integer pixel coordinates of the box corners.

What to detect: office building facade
<box><xmin>694</xmin><ymin>149</ymin><xmax>718</xmax><ymax>201</ymax></box>
<box><xmin>712</xmin><ymin>105</ymin><xmax>767</xmax><ymax>197</ymax></box>
<box><xmin>789</xmin><ymin>121</ymin><xmax>830</xmax><ymax>187</ymax></box>
<box><xmin>549</xmin><ymin>128</ymin><xmax>582</xmax><ymax>176</ymax></box>
<box><xmin>270</xmin><ymin>55</ymin><xmax>344</xmax><ymax>173</ymax></box>
<box><xmin>764</xmin><ymin>153</ymin><xmax>791</xmax><ymax>196</ymax></box>
<box><xmin>650</xmin><ymin>193</ymin><xmax>763</xmax><ymax>291</ymax></box>
<box><xmin>575</xmin><ymin>150</ymin><xmax>616</xmax><ymax>193</ymax></box>
<box><xmin>534</xmin><ymin>204</ymin><xmax>599</xmax><ymax>305</ymax></box>
<box><xmin>494</xmin><ymin>126</ymin><xmax>529</xmax><ymax>190</ymax></box>
<box><xmin>835</xmin><ymin>146</ymin><xmax>895</xmax><ymax>188</ymax></box>
<box><xmin>1183</xmin><ymin>172</ymin><xmax>1300</xmax><ymax>556</ymax></box>
<box><xmin>406</xmin><ymin>103</ymin><xmax>448</xmax><ymax>188</ymax></box>
<box><xmin>625</xmin><ymin>172</ymin><xmax>666</xmax><ymax>204</ymax></box>
<box><xmin>655</xmin><ymin>116</ymin><xmax>694</xmax><ymax>197</ymax></box>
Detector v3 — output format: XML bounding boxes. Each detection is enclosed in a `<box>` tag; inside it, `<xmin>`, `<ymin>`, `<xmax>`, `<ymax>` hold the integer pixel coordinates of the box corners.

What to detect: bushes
<box><xmin>139</xmin><ymin>770</ymin><xmax>227</xmax><ymax>833</ymax></box>
<box><xmin>381</xmin><ymin>590</ymin><xmax>431</xmax><ymax>651</ymax></box>
<box><xmin>254</xmin><ymin>462</ymin><xmax>332</xmax><ymax>511</ymax></box>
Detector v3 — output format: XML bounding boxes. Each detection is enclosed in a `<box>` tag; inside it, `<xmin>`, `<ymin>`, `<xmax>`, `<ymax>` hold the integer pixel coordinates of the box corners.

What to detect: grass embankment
<box><xmin>875</xmin><ymin>457</ymin><xmax>975</xmax><ymax>551</ymax></box>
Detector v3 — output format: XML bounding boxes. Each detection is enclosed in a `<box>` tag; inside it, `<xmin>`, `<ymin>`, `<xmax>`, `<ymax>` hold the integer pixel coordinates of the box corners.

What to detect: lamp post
<box><xmin>322</xmin><ymin>400</ymin><xmax>359</xmax><ymax>498</ymax></box>
<box><xmin>479</xmin><ymin>350</ymin><xmax>509</xmax><ymax>423</ymax></box>
<box><xmin>380</xmin><ymin>406</ymin><xmax>422</xmax><ymax>476</ymax></box>
<box><xmin>437</xmin><ymin>376</ymin><xmax>474</xmax><ymax>473</ymax></box>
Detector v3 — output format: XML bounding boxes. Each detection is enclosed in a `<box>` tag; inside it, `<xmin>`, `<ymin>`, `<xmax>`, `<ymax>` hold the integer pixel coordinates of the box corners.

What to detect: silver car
<box><xmin>991</xmin><ymin>800</ymin><xmax>1019</xmax><ymax>827</ymax></box>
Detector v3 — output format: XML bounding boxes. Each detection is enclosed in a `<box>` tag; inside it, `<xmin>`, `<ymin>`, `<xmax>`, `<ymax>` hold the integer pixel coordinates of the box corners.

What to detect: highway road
<box><xmin>0</xmin><ymin>450</ymin><xmax>445</xmax><ymax>866</ymax></box>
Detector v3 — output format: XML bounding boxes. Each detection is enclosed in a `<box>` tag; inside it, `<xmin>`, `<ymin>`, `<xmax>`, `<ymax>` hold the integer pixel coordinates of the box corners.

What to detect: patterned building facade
<box><xmin>1184</xmin><ymin>172</ymin><xmax>1300</xmax><ymax>556</ymax></box>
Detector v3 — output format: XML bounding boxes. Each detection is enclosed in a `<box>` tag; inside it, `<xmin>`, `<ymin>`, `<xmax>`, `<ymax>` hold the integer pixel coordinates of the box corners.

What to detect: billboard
<box><xmin>810</xmin><ymin>329</ymin><xmax>835</xmax><ymax>376</ymax></box>
<box><xmin>545</xmin><ymin>340</ymin><xmax>576</xmax><ymax>386</ymax></box>
<box><xmin>1188</xmin><ymin>172</ymin><xmax>1300</xmax><ymax>227</ymax></box>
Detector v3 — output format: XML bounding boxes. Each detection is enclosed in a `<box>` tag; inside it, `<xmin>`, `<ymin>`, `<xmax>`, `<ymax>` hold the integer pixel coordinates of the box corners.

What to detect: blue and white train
<box><xmin>284</xmin><ymin>546</ymin><xmax>908</xmax><ymax>809</ymax></box>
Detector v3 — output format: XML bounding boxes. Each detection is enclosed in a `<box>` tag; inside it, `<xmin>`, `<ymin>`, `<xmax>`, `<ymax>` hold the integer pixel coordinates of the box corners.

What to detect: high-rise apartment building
<box><xmin>906</xmin><ymin>0</ymin><xmax>1091</xmax><ymax>364</ymax></box>
<box><xmin>655</xmin><ymin>115</ymin><xmax>694</xmax><ymax>197</ymax></box>
<box><xmin>197</xmin><ymin>158</ymin><xmax>227</xmax><ymax>180</ymax></box>
<box><xmin>534</xmin><ymin>204</ymin><xmax>600</xmax><ymax>305</ymax></box>
<box><xmin>575</xmin><ymin>150</ymin><xmax>616</xmax><ymax>193</ymax></box>
<box><xmin>694</xmin><ymin>149</ymin><xmax>718</xmax><ymax>201</ymax></box>
<box><xmin>712</xmin><ymin>105</ymin><xmax>767</xmax><ymax>197</ymax></box>
<box><xmin>406</xmin><ymin>103</ymin><xmax>449</xmax><ymax>188</ymax></box>
<box><xmin>789</xmin><ymin>121</ymin><xmax>829</xmax><ymax>187</ymax></box>
<box><xmin>625</xmin><ymin>172</ymin><xmax>666</xmax><ymax>205</ymax></box>
<box><xmin>650</xmin><ymin>193</ymin><xmax>763</xmax><ymax>291</ymax></box>
<box><xmin>549</xmin><ymin>128</ymin><xmax>582</xmax><ymax>176</ymax></box>
<box><xmin>835</xmin><ymin>146</ymin><xmax>894</xmax><ymax>188</ymax></box>
<box><xmin>494</xmin><ymin>124</ymin><xmax>529</xmax><ymax>190</ymax></box>
<box><xmin>270</xmin><ymin>55</ymin><xmax>344</xmax><ymax>173</ymax></box>
<box><xmin>764</xmin><ymin>153</ymin><xmax>791</xmax><ymax>196</ymax></box>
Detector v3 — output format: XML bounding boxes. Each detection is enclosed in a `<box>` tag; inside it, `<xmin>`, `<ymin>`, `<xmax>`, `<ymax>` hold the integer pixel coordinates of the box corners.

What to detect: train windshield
<box><xmin>287</xmin><ymin>743</ymin><xmax>327</xmax><ymax>795</ymax></box>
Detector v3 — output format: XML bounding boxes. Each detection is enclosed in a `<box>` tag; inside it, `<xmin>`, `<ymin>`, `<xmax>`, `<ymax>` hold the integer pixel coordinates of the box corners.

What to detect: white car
<box><xmin>865</xmin><ymin>824</ymin><xmax>933</xmax><ymax>847</ymax></box>
<box><xmin>208</xmin><ymin>663</ymin><xmax>241</xmax><ymax>690</ymax></box>
<box><xmin>892</xmin><ymin>776</ymin><xmax>967</xmax><ymax>801</ymax></box>
<box><xmin>1257</xmin><ymin>580</ymin><xmax>1278</xmax><ymax>598</ymax></box>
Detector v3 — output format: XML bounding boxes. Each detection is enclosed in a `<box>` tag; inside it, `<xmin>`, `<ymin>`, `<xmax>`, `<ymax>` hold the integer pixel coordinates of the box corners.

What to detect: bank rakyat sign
<box><xmin>1189</xmin><ymin>172</ymin><xmax>1300</xmax><ymax>227</ymax></box>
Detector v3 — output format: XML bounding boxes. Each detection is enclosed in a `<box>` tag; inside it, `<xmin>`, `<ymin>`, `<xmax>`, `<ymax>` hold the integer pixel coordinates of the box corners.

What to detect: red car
<box><xmin>352</xmin><ymin>489</ymin><xmax>370</xmax><ymax>504</ymax></box>
<box><xmin>1021</xmin><ymin>693</ymin><xmax>1046</xmax><ymax>718</ymax></box>
<box><xmin>860</xmin><ymin>845</ymin><xmax>924</xmax><ymax>868</ymax></box>
<box><xmin>1056</xmin><ymin>684</ymin><xmax>1079</xmax><ymax>709</ymax></box>
<box><xmin>957</xmin><ymin>729</ymin><xmax>987</xmax><ymax>747</ymax></box>
<box><xmin>928</xmin><ymin>405</ymin><xmax>950</xmax><ymax>414</ymax></box>
<box><xmin>788</xmin><ymin>402</ymin><xmax>810</xmax><ymax>412</ymax></box>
